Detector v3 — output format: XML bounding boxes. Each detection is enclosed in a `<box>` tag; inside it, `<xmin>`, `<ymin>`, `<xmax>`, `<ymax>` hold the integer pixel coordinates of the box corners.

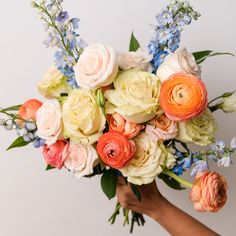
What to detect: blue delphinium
<box><xmin>148</xmin><ymin>0</ymin><xmax>201</xmax><ymax>72</ymax></box>
<box><xmin>32</xmin><ymin>0</ymin><xmax>86</xmax><ymax>88</ymax></box>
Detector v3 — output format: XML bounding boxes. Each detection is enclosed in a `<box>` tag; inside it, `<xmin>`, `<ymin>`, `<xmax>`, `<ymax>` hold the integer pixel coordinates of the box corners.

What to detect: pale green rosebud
<box><xmin>96</xmin><ymin>89</ymin><xmax>105</xmax><ymax>108</ymax></box>
<box><xmin>221</xmin><ymin>94</ymin><xmax>236</xmax><ymax>113</ymax></box>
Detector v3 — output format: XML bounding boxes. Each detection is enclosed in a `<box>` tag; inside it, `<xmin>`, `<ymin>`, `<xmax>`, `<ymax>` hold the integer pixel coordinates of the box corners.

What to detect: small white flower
<box><xmin>218</xmin><ymin>153</ymin><xmax>231</xmax><ymax>167</ymax></box>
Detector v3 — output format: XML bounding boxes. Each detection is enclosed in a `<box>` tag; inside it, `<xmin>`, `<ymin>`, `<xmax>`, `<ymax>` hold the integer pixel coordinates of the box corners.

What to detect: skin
<box><xmin>116</xmin><ymin>178</ymin><xmax>219</xmax><ymax>236</ymax></box>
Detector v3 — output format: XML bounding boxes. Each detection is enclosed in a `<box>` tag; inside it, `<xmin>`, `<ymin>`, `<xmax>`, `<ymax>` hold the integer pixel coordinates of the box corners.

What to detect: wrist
<box><xmin>146</xmin><ymin>194</ymin><xmax>170</xmax><ymax>221</ymax></box>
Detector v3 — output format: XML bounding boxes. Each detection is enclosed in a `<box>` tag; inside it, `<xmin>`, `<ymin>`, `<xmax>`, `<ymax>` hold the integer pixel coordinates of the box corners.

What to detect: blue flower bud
<box><xmin>25</xmin><ymin>122</ymin><xmax>37</xmax><ymax>131</ymax></box>
<box><xmin>19</xmin><ymin>128</ymin><xmax>28</xmax><ymax>137</ymax></box>
<box><xmin>23</xmin><ymin>135</ymin><xmax>31</xmax><ymax>142</ymax></box>
<box><xmin>33</xmin><ymin>139</ymin><xmax>41</xmax><ymax>148</ymax></box>
<box><xmin>39</xmin><ymin>139</ymin><xmax>46</xmax><ymax>147</ymax></box>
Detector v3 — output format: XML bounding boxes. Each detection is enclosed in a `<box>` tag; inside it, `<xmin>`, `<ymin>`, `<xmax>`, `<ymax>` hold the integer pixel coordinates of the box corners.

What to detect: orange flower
<box><xmin>96</xmin><ymin>131</ymin><xmax>135</xmax><ymax>169</ymax></box>
<box><xmin>190</xmin><ymin>171</ymin><xmax>228</xmax><ymax>213</ymax></box>
<box><xmin>18</xmin><ymin>99</ymin><xmax>42</xmax><ymax>121</ymax></box>
<box><xmin>160</xmin><ymin>73</ymin><xmax>208</xmax><ymax>122</ymax></box>
<box><xmin>109</xmin><ymin>113</ymin><xmax>145</xmax><ymax>139</ymax></box>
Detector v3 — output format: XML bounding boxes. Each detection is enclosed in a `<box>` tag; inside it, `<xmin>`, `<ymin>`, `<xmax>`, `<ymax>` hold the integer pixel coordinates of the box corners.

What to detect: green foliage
<box><xmin>193</xmin><ymin>50</ymin><xmax>235</xmax><ymax>64</ymax></box>
<box><xmin>7</xmin><ymin>137</ymin><xmax>30</xmax><ymax>151</ymax></box>
<box><xmin>129</xmin><ymin>32</ymin><xmax>141</xmax><ymax>52</ymax></box>
<box><xmin>101</xmin><ymin>169</ymin><xmax>118</xmax><ymax>200</ymax></box>
<box><xmin>130</xmin><ymin>184</ymin><xmax>141</xmax><ymax>201</ymax></box>
<box><xmin>46</xmin><ymin>165</ymin><xmax>56</xmax><ymax>171</ymax></box>
<box><xmin>158</xmin><ymin>173</ymin><xmax>185</xmax><ymax>190</ymax></box>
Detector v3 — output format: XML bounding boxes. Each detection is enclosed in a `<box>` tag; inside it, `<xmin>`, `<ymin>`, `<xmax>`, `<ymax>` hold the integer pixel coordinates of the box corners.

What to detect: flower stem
<box><xmin>162</xmin><ymin>170</ymin><xmax>193</xmax><ymax>188</ymax></box>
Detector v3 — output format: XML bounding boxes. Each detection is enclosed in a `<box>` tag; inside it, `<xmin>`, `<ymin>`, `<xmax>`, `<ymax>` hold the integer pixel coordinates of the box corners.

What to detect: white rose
<box><xmin>62</xmin><ymin>89</ymin><xmax>106</xmax><ymax>145</ymax></box>
<box><xmin>38</xmin><ymin>66</ymin><xmax>71</xmax><ymax>99</ymax></box>
<box><xmin>117</xmin><ymin>50</ymin><xmax>152</xmax><ymax>71</ymax></box>
<box><xmin>64</xmin><ymin>143</ymin><xmax>99</xmax><ymax>179</ymax></box>
<box><xmin>221</xmin><ymin>94</ymin><xmax>236</xmax><ymax>113</ymax></box>
<box><xmin>156</xmin><ymin>48</ymin><xmax>200</xmax><ymax>82</ymax></box>
<box><xmin>36</xmin><ymin>99</ymin><xmax>63</xmax><ymax>145</ymax></box>
<box><xmin>74</xmin><ymin>43</ymin><xmax>118</xmax><ymax>89</ymax></box>
<box><xmin>120</xmin><ymin>132</ymin><xmax>176</xmax><ymax>185</ymax></box>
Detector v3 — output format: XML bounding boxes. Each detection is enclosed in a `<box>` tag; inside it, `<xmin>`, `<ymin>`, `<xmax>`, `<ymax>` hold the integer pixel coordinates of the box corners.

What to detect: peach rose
<box><xmin>42</xmin><ymin>140</ymin><xmax>69</xmax><ymax>169</ymax></box>
<box><xmin>18</xmin><ymin>99</ymin><xmax>42</xmax><ymax>121</ymax></box>
<box><xmin>96</xmin><ymin>131</ymin><xmax>135</xmax><ymax>169</ymax></box>
<box><xmin>190</xmin><ymin>171</ymin><xmax>228</xmax><ymax>213</ymax></box>
<box><xmin>64</xmin><ymin>143</ymin><xmax>99</xmax><ymax>179</ymax></box>
<box><xmin>145</xmin><ymin>114</ymin><xmax>178</xmax><ymax>141</ymax></box>
<box><xmin>160</xmin><ymin>73</ymin><xmax>208</xmax><ymax>122</ymax></box>
<box><xmin>74</xmin><ymin>43</ymin><xmax>118</xmax><ymax>89</ymax></box>
<box><xmin>109</xmin><ymin>113</ymin><xmax>145</xmax><ymax>139</ymax></box>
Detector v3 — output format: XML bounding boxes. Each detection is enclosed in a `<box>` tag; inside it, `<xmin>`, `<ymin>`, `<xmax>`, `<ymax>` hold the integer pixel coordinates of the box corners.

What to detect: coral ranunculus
<box><xmin>109</xmin><ymin>113</ymin><xmax>145</xmax><ymax>139</ymax></box>
<box><xmin>160</xmin><ymin>73</ymin><xmax>208</xmax><ymax>122</ymax></box>
<box><xmin>96</xmin><ymin>131</ymin><xmax>135</xmax><ymax>169</ymax></box>
<box><xmin>43</xmin><ymin>141</ymin><xmax>69</xmax><ymax>169</ymax></box>
<box><xmin>18</xmin><ymin>99</ymin><xmax>42</xmax><ymax>121</ymax></box>
<box><xmin>190</xmin><ymin>171</ymin><xmax>228</xmax><ymax>213</ymax></box>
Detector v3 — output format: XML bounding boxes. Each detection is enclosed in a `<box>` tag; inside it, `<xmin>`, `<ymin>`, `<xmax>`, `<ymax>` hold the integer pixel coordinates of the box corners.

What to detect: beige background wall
<box><xmin>0</xmin><ymin>0</ymin><xmax>235</xmax><ymax>235</ymax></box>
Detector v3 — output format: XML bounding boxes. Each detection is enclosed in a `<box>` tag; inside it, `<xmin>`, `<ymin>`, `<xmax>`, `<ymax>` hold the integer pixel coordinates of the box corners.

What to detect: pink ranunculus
<box><xmin>109</xmin><ymin>113</ymin><xmax>145</xmax><ymax>139</ymax></box>
<box><xmin>190</xmin><ymin>171</ymin><xmax>228</xmax><ymax>213</ymax></box>
<box><xmin>42</xmin><ymin>141</ymin><xmax>69</xmax><ymax>169</ymax></box>
<box><xmin>145</xmin><ymin>114</ymin><xmax>178</xmax><ymax>142</ymax></box>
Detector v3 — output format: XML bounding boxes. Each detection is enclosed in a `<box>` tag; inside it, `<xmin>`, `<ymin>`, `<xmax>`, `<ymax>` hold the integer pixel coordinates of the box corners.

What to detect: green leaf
<box><xmin>158</xmin><ymin>173</ymin><xmax>185</xmax><ymax>190</ymax></box>
<box><xmin>46</xmin><ymin>165</ymin><xmax>56</xmax><ymax>171</ymax></box>
<box><xmin>7</xmin><ymin>137</ymin><xmax>30</xmax><ymax>151</ymax></box>
<box><xmin>192</xmin><ymin>50</ymin><xmax>235</xmax><ymax>64</ymax></box>
<box><xmin>101</xmin><ymin>169</ymin><xmax>118</xmax><ymax>200</ymax></box>
<box><xmin>0</xmin><ymin>105</ymin><xmax>22</xmax><ymax>112</ymax></box>
<box><xmin>84</xmin><ymin>163</ymin><xmax>105</xmax><ymax>178</ymax></box>
<box><xmin>130</xmin><ymin>184</ymin><xmax>141</xmax><ymax>201</ymax></box>
<box><xmin>129</xmin><ymin>32</ymin><xmax>141</xmax><ymax>52</ymax></box>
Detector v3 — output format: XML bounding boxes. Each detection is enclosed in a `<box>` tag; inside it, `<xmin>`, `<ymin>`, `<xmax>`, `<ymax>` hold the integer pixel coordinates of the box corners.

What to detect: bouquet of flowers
<box><xmin>1</xmin><ymin>0</ymin><xmax>236</xmax><ymax>233</ymax></box>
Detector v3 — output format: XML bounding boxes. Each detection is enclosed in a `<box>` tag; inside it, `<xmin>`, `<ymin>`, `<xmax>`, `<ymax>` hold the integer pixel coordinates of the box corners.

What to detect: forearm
<box><xmin>148</xmin><ymin>196</ymin><xmax>219</xmax><ymax>236</ymax></box>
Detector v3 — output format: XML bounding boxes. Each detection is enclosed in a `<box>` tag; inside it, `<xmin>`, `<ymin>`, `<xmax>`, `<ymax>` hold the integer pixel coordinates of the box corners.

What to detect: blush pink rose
<box><xmin>145</xmin><ymin>114</ymin><xmax>178</xmax><ymax>141</ymax></box>
<box><xmin>109</xmin><ymin>113</ymin><xmax>145</xmax><ymax>139</ymax></box>
<box><xmin>190</xmin><ymin>171</ymin><xmax>228</xmax><ymax>213</ymax></box>
<box><xmin>64</xmin><ymin>143</ymin><xmax>99</xmax><ymax>179</ymax></box>
<box><xmin>43</xmin><ymin>141</ymin><xmax>69</xmax><ymax>169</ymax></box>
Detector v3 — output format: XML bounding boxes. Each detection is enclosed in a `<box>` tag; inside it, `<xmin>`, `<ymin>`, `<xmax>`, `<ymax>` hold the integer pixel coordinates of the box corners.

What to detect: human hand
<box><xmin>116</xmin><ymin>177</ymin><xmax>166</xmax><ymax>219</ymax></box>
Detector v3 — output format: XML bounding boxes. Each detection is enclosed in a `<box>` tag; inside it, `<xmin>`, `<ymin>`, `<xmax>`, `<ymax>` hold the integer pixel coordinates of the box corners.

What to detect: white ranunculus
<box><xmin>64</xmin><ymin>143</ymin><xmax>99</xmax><ymax>179</ymax></box>
<box><xmin>36</xmin><ymin>99</ymin><xmax>63</xmax><ymax>145</ymax></box>
<box><xmin>120</xmin><ymin>132</ymin><xmax>176</xmax><ymax>185</ymax></box>
<box><xmin>221</xmin><ymin>94</ymin><xmax>236</xmax><ymax>113</ymax></box>
<box><xmin>156</xmin><ymin>47</ymin><xmax>201</xmax><ymax>82</ymax></box>
<box><xmin>117</xmin><ymin>50</ymin><xmax>152</xmax><ymax>71</ymax></box>
<box><xmin>74</xmin><ymin>43</ymin><xmax>118</xmax><ymax>89</ymax></box>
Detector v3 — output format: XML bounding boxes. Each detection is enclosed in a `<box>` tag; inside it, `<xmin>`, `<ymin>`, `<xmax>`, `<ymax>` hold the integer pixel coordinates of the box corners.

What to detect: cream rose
<box><xmin>117</xmin><ymin>50</ymin><xmax>152</xmax><ymax>71</ymax></box>
<box><xmin>64</xmin><ymin>142</ymin><xmax>99</xmax><ymax>179</ymax></box>
<box><xmin>156</xmin><ymin>48</ymin><xmax>200</xmax><ymax>82</ymax></box>
<box><xmin>74</xmin><ymin>43</ymin><xmax>118</xmax><ymax>89</ymax></box>
<box><xmin>36</xmin><ymin>99</ymin><xmax>63</xmax><ymax>145</ymax></box>
<box><xmin>38</xmin><ymin>66</ymin><xmax>71</xmax><ymax>99</ymax></box>
<box><xmin>176</xmin><ymin>109</ymin><xmax>217</xmax><ymax>146</ymax></box>
<box><xmin>62</xmin><ymin>89</ymin><xmax>106</xmax><ymax>144</ymax></box>
<box><xmin>120</xmin><ymin>132</ymin><xmax>176</xmax><ymax>185</ymax></box>
<box><xmin>145</xmin><ymin>114</ymin><xmax>178</xmax><ymax>141</ymax></box>
<box><xmin>105</xmin><ymin>69</ymin><xmax>161</xmax><ymax>124</ymax></box>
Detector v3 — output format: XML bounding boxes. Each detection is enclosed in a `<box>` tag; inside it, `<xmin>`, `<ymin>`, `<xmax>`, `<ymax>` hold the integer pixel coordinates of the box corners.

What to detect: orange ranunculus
<box><xmin>18</xmin><ymin>99</ymin><xmax>42</xmax><ymax>121</ymax></box>
<box><xmin>109</xmin><ymin>113</ymin><xmax>145</xmax><ymax>139</ymax></box>
<box><xmin>160</xmin><ymin>73</ymin><xmax>208</xmax><ymax>122</ymax></box>
<box><xmin>96</xmin><ymin>131</ymin><xmax>135</xmax><ymax>169</ymax></box>
<box><xmin>190</xmin><ymin>171</ymin><xmax>228</xmax><ymax>213</ymax></box>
